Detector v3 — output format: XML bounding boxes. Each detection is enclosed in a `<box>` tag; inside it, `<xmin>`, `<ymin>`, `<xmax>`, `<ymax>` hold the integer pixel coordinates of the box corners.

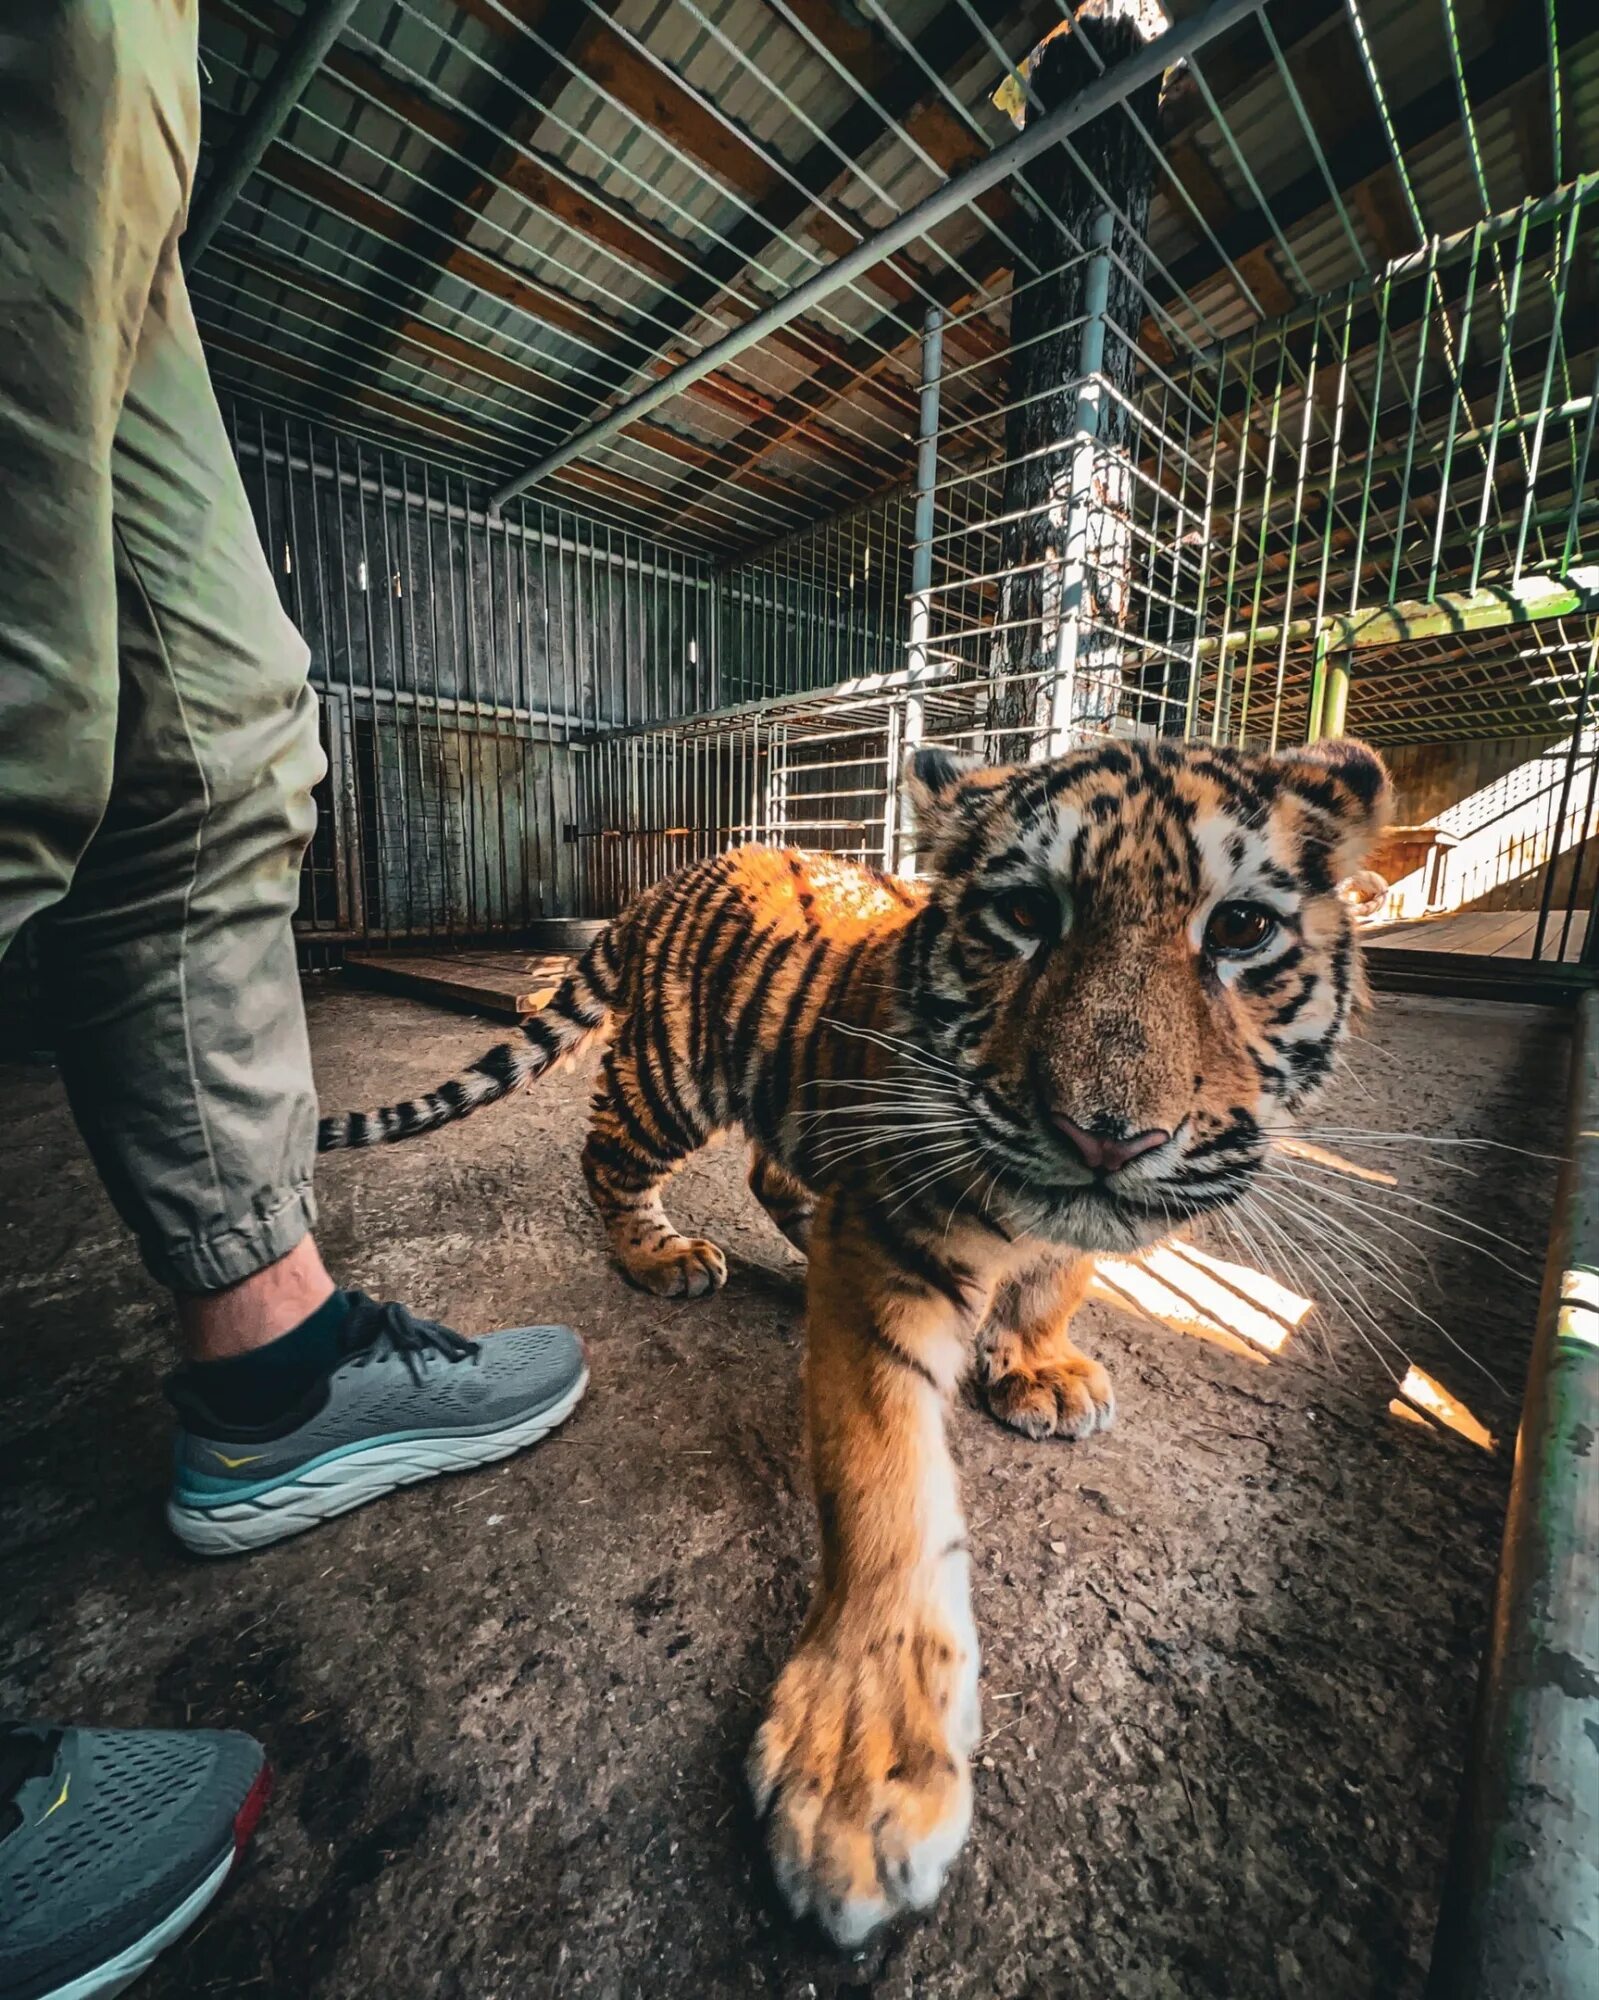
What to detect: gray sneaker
<box><xmin>0</xmin><ymin>1721</ymin><xmax>270</xmax><ymax>2000</ymax></box>
<box><xmin>166</xmin><ymin>1293</ymin><xmax>588</xmax><ymax>1556</ymax></box>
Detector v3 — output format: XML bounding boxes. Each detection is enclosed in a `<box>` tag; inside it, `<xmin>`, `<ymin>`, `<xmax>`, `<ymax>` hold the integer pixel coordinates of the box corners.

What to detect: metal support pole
<box><xmin>488</xmin><ymin>0</ymin><xmax>1266</xmax><ymax>512</ymax></box>
<box><xmin>893</xmin><ymin>308</ymin><xmax>943</xmax><ymax>876</ymax></box>
<box><xmin>905</xmin><ymin>309</ymin><xmax>943</xmax><ymax>687</ymax></box>
<box><xmin>1426</xmin><ymin>990</ymin><xmax>1599</xmax><ymax>1998</ymax></box>
<box><xmin>1048</xmin><ymin>206</ymin><xmax>1115</xmax><ymax>754</ymax></box>
<box><xmin>184</xmin><ymin>0</ymin><xmax>365</xmax><ymax>269</ymax></box>
<box><xmin>1305</xmin><ymin>627</ymin><xmax>1330</xmax><ymax>741</ymax></box>
<box><xmin>1321</xmin><ymin>649</ymin><xmax>1352</xmax><ymax>739</ymax></box>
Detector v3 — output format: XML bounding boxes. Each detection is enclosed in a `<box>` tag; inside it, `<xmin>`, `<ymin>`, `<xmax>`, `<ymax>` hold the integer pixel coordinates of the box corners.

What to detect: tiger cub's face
<box><xmin>904</xmin><ymin>736</ymin><xmax>1390</xmax><ymax>1255</ymax></box>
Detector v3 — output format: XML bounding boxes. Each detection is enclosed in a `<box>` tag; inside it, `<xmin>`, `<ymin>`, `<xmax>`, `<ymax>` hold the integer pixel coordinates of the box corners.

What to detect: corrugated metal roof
<box><xmin>189</xmin><ymin>0</ymin><xmax>1597</xmax><ymax>737</ymax></box>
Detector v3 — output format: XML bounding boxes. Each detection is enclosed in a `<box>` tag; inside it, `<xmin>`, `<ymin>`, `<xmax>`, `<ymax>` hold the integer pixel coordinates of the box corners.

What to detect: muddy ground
<box><xmin>0</xmin><ymin>984</ymin><xmax>1570</xmax><ymax>1999</ymax></box>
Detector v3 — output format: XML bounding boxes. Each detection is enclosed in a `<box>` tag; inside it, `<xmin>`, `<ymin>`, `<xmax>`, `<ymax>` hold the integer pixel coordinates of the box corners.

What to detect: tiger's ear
<box><xmin>902</xmin><ymin>745</ymin><xmax>988</xmax><ymax>854</ymax></box>
<box><xmin>1268</xmin><ymin>736</ymin><xmax>1392</xmax><ymax>879</ymax></box>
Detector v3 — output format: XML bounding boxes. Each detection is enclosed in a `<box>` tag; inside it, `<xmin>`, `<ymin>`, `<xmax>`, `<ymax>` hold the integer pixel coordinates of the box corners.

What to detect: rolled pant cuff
<box><xmin>146</xmin><ymin>1180</ymin><xmax>319</xmax><ymax>1293</ymax></box>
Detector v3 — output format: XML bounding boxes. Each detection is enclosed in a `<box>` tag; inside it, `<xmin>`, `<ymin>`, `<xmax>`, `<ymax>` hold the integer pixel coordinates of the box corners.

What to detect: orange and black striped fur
<box><xmin>319</xmin><ymin>735</ymin><xmax>1389</xmax><ymax>1946</ymax></box>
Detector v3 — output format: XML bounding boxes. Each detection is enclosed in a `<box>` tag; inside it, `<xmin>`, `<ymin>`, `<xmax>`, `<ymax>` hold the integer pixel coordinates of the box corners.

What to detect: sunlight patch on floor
<box><xmin>1273</xmin><ymin>1137</ymin><xmax>1398</xmax><ymax>1186</ymax></box>
<box><xmin>1092</xmin><ymin>1240</ymin><xmax>1496</xmax><ymax>1450</ymax></box>
<box><xmin>1395</xmin><ymin>1365</ymin><xmax>1496</xmax><ymax>1451</ymax></box>
<box><xmin>1388</xmin><ymin>1398</ymin><xmax>1433</xmax><ymax>1429</ymax></box>
<box><xmin>1092</xmin><ymin>1241</ymin><xmax>1311</xmax><ymax>1363</ymax></box>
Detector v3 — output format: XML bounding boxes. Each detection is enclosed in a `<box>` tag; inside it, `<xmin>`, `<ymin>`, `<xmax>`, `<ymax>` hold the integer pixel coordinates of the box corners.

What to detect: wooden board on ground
<box><xmin>343</xmin><ymin>950</ymin><xmax>574</xmax><ymax>1019</ymax></box>
<box><xmin>1364</xmin><ymin>909</ymin><xmax>1587</xmax><ymax>963</ymax></box>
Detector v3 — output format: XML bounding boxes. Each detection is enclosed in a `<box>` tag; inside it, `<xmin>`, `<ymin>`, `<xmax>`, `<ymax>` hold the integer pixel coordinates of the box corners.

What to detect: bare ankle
<box><xmin>176</xmin><ymin>1235</ymin><xmax>337</xmax><ymax>1362</ymax></box>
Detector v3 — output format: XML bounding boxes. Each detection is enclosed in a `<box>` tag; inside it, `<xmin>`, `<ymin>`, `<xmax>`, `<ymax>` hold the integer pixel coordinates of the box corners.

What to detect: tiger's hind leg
<box><xmin>582</xmin><ymin>1053</ymin><xmax>727</xmax><ymax>1299</ymax></box>
<box><xmin>748</xmin><ymin>1147</ymin><xmax>815</xmax><ymax>1256</ymax></box>
<box><xmin>977</xmin><ymin>1251</ymin><xmax>1114</xmax><ymax>1440</ymax></box>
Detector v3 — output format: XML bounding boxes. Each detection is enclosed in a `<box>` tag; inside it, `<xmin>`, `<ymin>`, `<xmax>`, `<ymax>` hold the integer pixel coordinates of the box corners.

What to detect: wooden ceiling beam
<box><xmin>514</xmin><ymin>0</ymin><xmax>1058</xmax><ymax>474</ymax></box>
<box><xmin>201</xmin><ymin>0</ymin><xmax>930</xmax><ymax>474</ymax></box>
<box><xmin>204</xmin><ymin>0</ymin><xmax>683</xmax><ymax>283</ymax></box>
<box><xmin>202</xmin><ymin>0</ymin><xmax>918</xmax><ymax>415</ymax></box>
<box><xmin>637</xmin><ymin>0</ymin><xmax>1396</xmax><ymax>535</ymax></box>
<box><xmin>200</xmin><ymin>238</ymin><xmax>847</xmax><ymax>516</ymax></box>
<box><xmin>205</xmin><ymin>124</ymin><xmax>899</xmax><ymax>485</ymax></box>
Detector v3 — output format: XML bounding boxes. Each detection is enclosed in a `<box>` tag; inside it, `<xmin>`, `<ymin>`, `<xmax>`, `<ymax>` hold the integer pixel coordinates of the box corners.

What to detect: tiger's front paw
<box><xmin>980</xmin><ymin>1345</ymin><xmax>1115</xmax><ymax>1440</ymax></box>
<box><xmin>748</xmin><ymin>1616</ymin><xmax>977</xmax><ymax>1947</ymax></box>
<box><xmin>618</xmin><ymin>1233</ymin><xmax>728</xmax><ymax>1298</ymax></box>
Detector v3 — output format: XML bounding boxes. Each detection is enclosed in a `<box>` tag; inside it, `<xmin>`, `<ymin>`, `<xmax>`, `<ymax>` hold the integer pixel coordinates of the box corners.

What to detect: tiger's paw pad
<box><xmin>981</xmin><ymin>1353</ymin><xmax>1115</xmax><ymax>1441</ymax></box>
<box><xmin>748</xmin><ymin>1630</ymin><xmax>974</xmax><ymax>1948</ymax></box>
<box><xmin>623</xmin><ymin>1235</ymin><xmax>728</xmax><ymax>1299</ymax></box>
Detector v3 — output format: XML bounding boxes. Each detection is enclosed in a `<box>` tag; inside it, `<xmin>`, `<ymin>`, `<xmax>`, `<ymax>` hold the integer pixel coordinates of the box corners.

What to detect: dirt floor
<box><xmin>0</xmin><ymin>983</ymin><xmax>1572</xmax><ymax>1999</ymax></box>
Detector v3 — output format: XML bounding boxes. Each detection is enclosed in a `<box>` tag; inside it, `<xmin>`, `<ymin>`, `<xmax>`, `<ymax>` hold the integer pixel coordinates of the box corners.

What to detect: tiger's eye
<box><xmin>1206</xmin><ymin>900</ymin><xmax>1277</xmax><ymax>956</ymax></box>
<box><xmin>999</xmin><ymin>889</ymin><xmax>1053</xmax><ymax>936</ymax></box>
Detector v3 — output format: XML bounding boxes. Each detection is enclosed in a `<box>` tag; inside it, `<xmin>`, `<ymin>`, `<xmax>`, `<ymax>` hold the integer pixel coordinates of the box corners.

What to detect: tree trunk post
<box><xmin>986</xmin><ymin>9</ymin><xmax>1161</xmax><ymax>762</ymax></box>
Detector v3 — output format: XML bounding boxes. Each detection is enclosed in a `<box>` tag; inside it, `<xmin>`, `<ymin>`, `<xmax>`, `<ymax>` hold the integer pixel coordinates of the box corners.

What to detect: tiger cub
<box><xmin>320</xmin><ymin>735</ymin><xmax>1389</xmax><ymax>1945</ymax></box>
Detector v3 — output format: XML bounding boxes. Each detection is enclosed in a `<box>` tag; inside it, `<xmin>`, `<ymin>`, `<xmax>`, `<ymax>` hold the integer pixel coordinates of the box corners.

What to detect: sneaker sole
<box><xmin>167</xmin><ymin>1366</ymin><xmax>588</xmax><ymax>1557</ymax></box>
<box><xmin>37</xmin><ymin>1755</ymin><xmax>271</xmax><ymax>2000</ymax></box>
<box><xmin>36</xmin><ymin>1848</ymin><xmax>235</xmax><ymax>2000</ymax></box>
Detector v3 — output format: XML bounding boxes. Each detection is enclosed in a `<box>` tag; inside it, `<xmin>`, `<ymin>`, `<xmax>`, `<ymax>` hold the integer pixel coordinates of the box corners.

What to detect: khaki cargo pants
<box><xmin>0</xmin><ymin>4</ymin><xmax>325</xmax><ymax>1290</ymax></box>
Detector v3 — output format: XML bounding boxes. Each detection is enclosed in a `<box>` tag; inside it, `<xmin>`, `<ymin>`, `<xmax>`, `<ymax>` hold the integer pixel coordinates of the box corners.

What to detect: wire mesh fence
<box><xmin>1182</xmin><ymin>179</ymin><xmax>1599</xmax><ymax>750</ymax></box>
<box><xmin>714</xmin><ymin>492</ymin><xmax>913</xmax><ymax>705</ymax></box>
<box><xmin>231</xmin><ymin>401</ymin><xmax>716</xmax><ymax>942</ymax></box>
<box><xmin>555</xmin><ymin>172</ymin><xmax>1599</xmax><ymax>950</ymax></box>
<box><xmin>193</xmin><ymin>0</ymin><xmax>1599</xmax><ymax>966</ymax></box>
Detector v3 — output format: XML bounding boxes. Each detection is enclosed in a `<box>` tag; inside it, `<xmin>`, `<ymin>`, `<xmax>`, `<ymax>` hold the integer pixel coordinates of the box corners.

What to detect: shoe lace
<box><xmin>0</xmin><ymin>1724</ymin><xmax>60</xmax><ymax>1843</ymax></box>
<box><xmin>341</xmin><ymin>1295</ymin><xmax>478</xmax><ymax>1386</ymax></box>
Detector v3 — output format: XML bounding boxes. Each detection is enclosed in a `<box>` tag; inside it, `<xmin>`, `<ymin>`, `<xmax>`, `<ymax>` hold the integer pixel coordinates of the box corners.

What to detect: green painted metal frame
<box><xmin>1426</xmin><ymin>991</ymin><xmax>1599</xmax><ymax>1996</ymax></box>
<box><xmin>1181</xmin><ymin>176</ymin><xmax>1599</xmax><ymax>750</ymax></box>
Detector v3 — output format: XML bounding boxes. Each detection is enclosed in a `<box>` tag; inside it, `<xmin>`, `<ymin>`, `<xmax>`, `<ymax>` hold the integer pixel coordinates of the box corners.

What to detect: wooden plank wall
<box><xmin>1380</xmin><ymin>735</ymin><xmax>1599</xmax><ymax>915</ymax></box>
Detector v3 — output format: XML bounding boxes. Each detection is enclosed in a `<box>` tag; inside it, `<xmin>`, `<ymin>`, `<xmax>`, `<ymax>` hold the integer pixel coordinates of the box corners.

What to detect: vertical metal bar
<box><xmin>896</xmin><ymin>305</ymin><xmax>944</xmax><ymax>874</ymax></box>
<box><xmin>373</xmin><ymin>447</ymin><xmax>415</xmax><ymax>936</ymax></box>
<box><xmin>586</xmin><ymin>518</ymin><xmax>600</xmax><ymax>740</ymax></box>
<box><xmin>1560</xmin><ymin>353</ymin><xmax>1599</xmax><ymax>578</ymax></box>
<box><xmin>536</xmin><ymin>503</ymin><xmax>563</xmax><ymax>915</ymax></box>
<box><xmin>1306</xmin><ymin>627</ymin><xmax>1331</xmax><ymax>743</ymax></box>
<box><xmin>515</xmin><ymin>506</ymin><xmax>540</xmax><ymax>918</ymax></box>
<box><xmin>1236</xmin><ymin>329</ymin><xmax>1291</xmax><ymax>744</ymax></box>
<box><xmin>421</xmin><ymin>462</ymin><xmax>448</xmax><ymax>937</ymax></box>
<box><xmin>490</xmin><ymin>507</ymin><xmax>513</xmax><ymax>929</ymax></box>
<box><xmin>881</xmin><ymin>700</ymin><xmax>903</xmax><ymax>870</ymax></box>
<box><xmin>253</xmin><ymin>405</ymin><xmax>280</xmax><ymax>611</ymax></box>
<box><xmin>331</xmin><ymin>433</ymin><xmax>376</xmax><ymax>933</ymax></box>
<box><xmin>305</xmin><ymin>422</ymin><xmax>348</xmax><ymax>931</ymax></box>
<box><xmin>280</xmin><ymin>411</ymin><xmax>306</xmax><ymax>634</ymax></box>
<box><xmin>1426</xmin><ymin>227</ymin><xmax>1485</xmax><ymax>600</ymax></box>
<box><xmin>531</xmin><ymin>502</ymin><xmax>557</xmax><ymax>915</ymax></box>
<box><xmin>1211</xmin><ymin>326</ymin><xmax>1260</xmax><ymax>741</ymax></box>
<box><xmin>1388</xmin><ymin>243</ymin><xmax>1437</xmax><ymax>604</ymax></box>
<box><xmin>1320</xmin><ymin>649</ymin><xmax>1352</xmax><ymax>739</ymax></box>
<box><xmin>1577</xmin><ymin>716</ymin><xmax>1599</xmax><ymax>968</ymax></box>
<box><xmin>1348</xmin><ymin>277</ymin><xmax>1391</xmax><ymax>628</ymax></box>
<box><xmin>1469</xmin><ymin>212</ymin><xmax>1532</xmax><ymax>594</ymax></box>
<box><xmin>1269</xmin><ymin>303</ymin><xmax>1322</xmax><ymax>750</ymax></box>
<box><xmin>1513</xmin><ymin>201</ymin><xmax>1583</xmax><ymax>582</ymax></box>
<box><xmin>1535</xmin><ymin>638</ymin><xmax>1593</xmax><ymax>963</ymax></box>
<box><xmin>498</xmin><ymin>511</ymin><xmax>527</xmax><ymax>930</ymax></box>
<box><xmin>1185</xmin><ymin>348</ymin><xmax>1223</xmax><ymax>736</ymax></box>
<box><xmin>395</xmin><ymin>456</ymin><xmax>431</xmax><ymax>936</ymax></box>
<box><xmin>445</xmin><ymin>477</ymin><xmax>477</xmax><ymax>935</ymax></box>
<box><xmin>353</xmin><ymin>442</ymin><xmax>395</xmax><ymax>934</ymax></box>
<box><xmin>395</xmin><ymin>460</ymin><xmax>427</xmax><ymax>936</ymax></box>
<box><xmin>1425</xmin><ymin>988</ymin><xmax>1599</xmax><ymax>1997</ymax></box>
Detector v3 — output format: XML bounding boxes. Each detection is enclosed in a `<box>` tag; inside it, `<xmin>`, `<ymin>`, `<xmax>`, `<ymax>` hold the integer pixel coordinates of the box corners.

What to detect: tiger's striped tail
<box><xmin>317</xmin><ymin>934</ymin><xmax>618</xmax><ymax>1152</ymax></box>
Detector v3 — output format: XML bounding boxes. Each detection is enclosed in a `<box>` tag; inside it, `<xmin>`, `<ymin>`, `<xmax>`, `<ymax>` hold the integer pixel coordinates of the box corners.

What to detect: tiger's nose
<box><xmin>1050</xmin><ymin>1112</ymin><xmax>1171</xmax><ymax>1176</ymax></box>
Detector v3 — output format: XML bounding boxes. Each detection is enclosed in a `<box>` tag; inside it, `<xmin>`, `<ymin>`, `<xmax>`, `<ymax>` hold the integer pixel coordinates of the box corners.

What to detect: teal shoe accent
<box><xmin>165</xmin><ymin>1296</ymin><xmax>587</xmax><ymax>1556</ymax></box>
